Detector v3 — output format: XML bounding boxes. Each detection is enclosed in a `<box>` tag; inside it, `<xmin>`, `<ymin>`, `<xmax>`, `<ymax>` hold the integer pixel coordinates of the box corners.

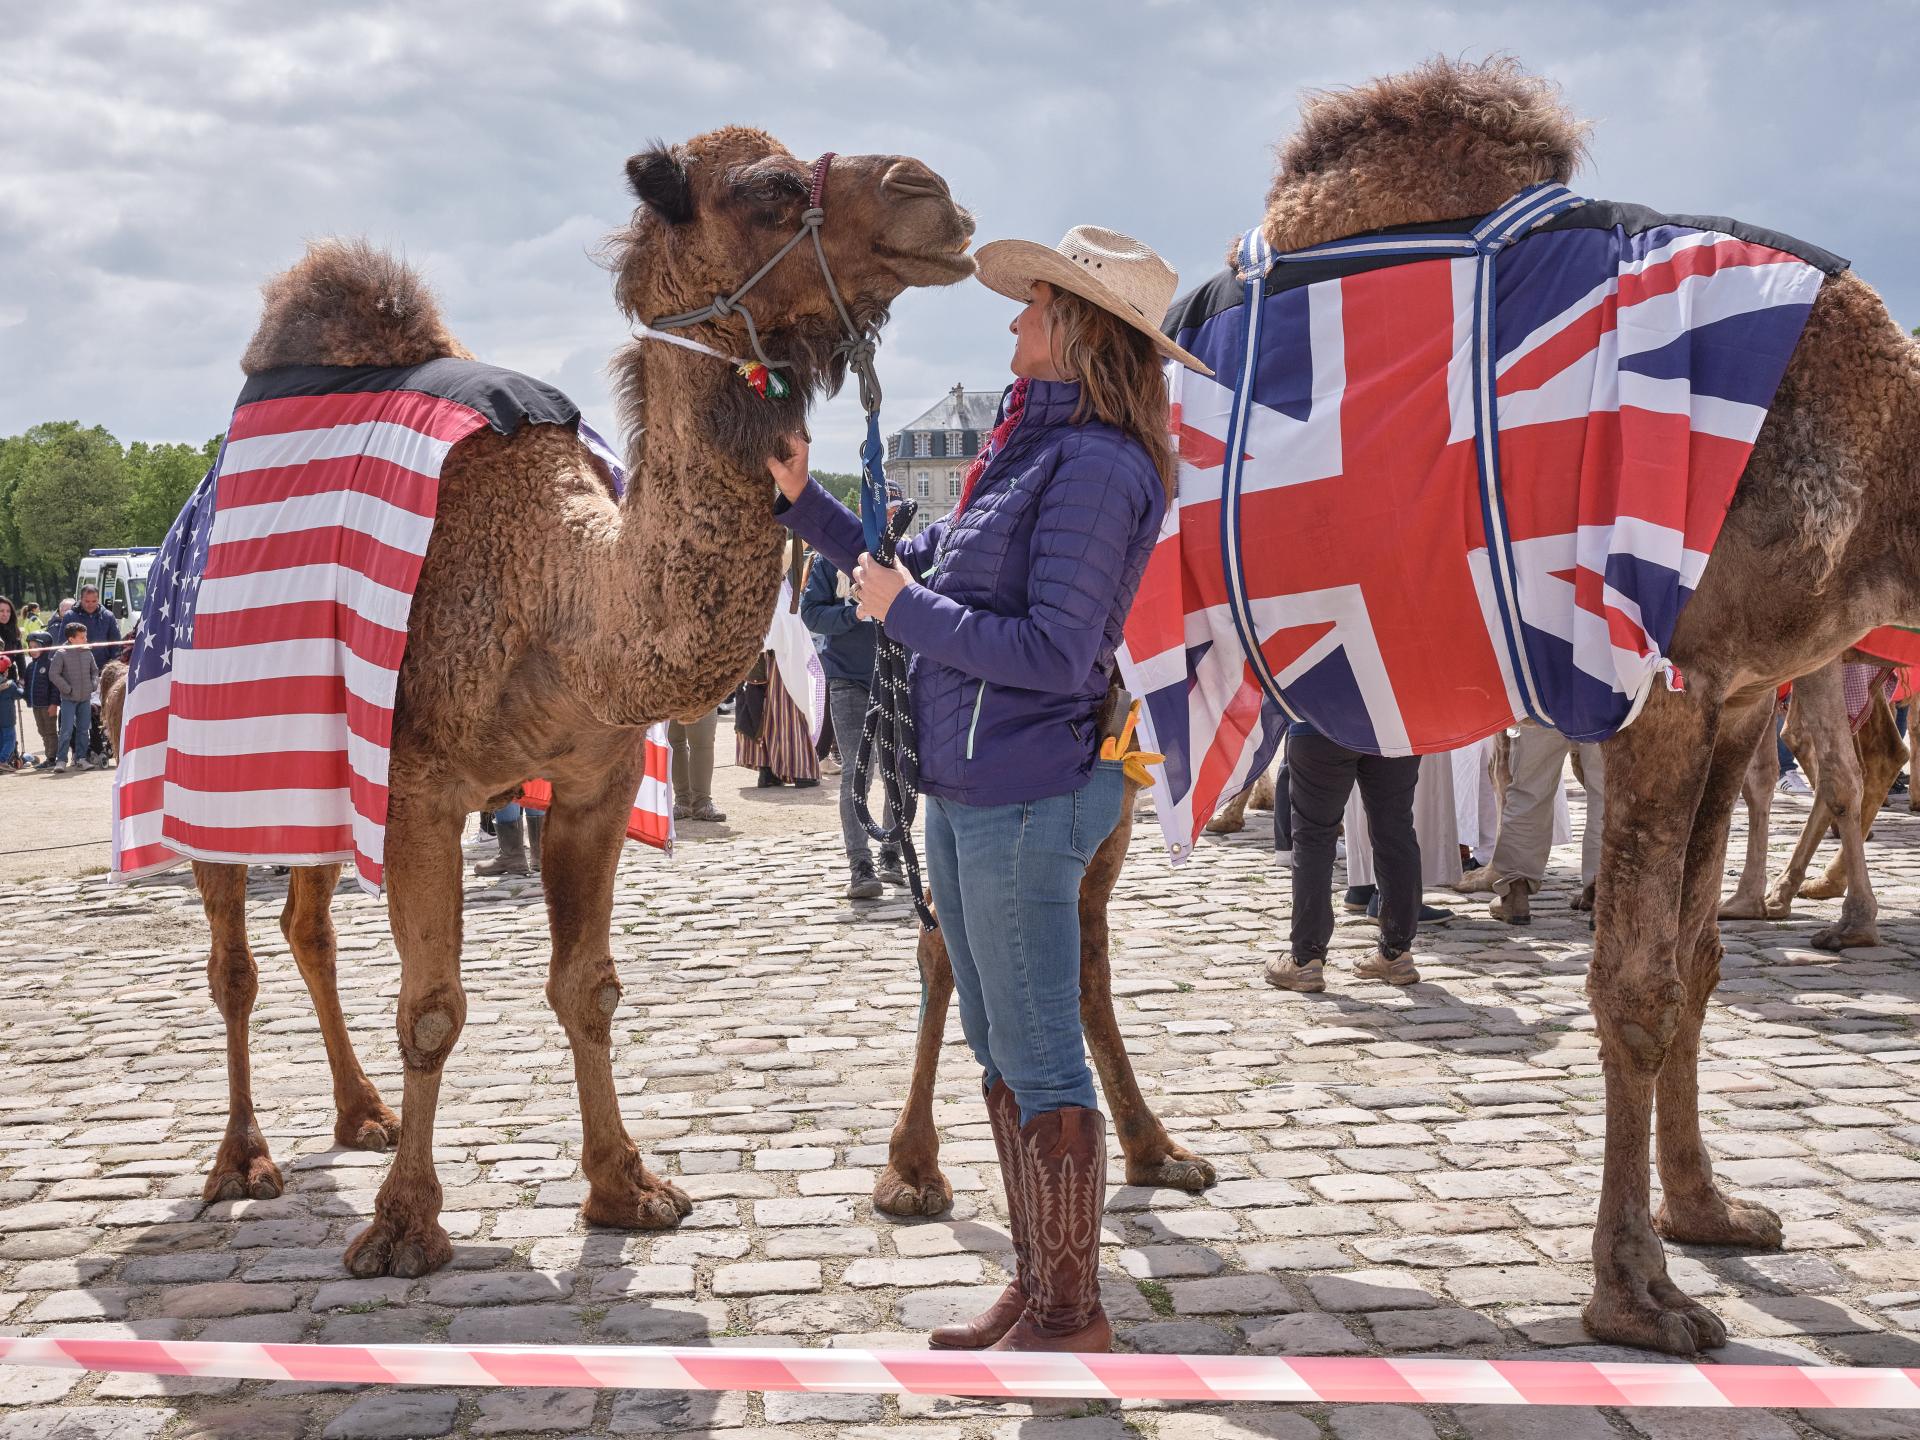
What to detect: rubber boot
<box><xmin>992</xmin><ymin>1107</ymin><xmax>1112</xmax><ymax>1353</ymax></box>
<box><xmin>475</xmin><ymin>816</ymin><xmax>530</xmax><ymax>877</ymax></box>
<box><xmin>929</xmin><ymin>1081</ymin><xmax>1028</xmax><ymax>1349</ymax></box>
<box><xmin>527</xmin><ymin>811</ymin><xmax>544</xmax><ymax>873</ymax></box>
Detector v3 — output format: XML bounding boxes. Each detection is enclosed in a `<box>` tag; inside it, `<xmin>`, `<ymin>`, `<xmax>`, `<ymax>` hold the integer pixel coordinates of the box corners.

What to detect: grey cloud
<box><xmin>2</xmin><ymin>0</ymin><xmax>1914</xmax><ymax>474</ymax></box>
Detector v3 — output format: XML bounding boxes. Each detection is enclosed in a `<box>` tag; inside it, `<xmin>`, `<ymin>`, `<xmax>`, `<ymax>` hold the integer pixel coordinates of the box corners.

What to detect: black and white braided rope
<box><xmin>851</xmin><ymin>499</ymin><xmax>936</xmax><ymax>931</ymax></box>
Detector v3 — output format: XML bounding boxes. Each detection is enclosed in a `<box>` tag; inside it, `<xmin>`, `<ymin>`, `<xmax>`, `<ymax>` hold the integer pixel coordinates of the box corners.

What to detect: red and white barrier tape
<box><xmin>2</xmin><ymin>1336</ymin><xmax>1916</xmax><ymax>1408</ymax></box>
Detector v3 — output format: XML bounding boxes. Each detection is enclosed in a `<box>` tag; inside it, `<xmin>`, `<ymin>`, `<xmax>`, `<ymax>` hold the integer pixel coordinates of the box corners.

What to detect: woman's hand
<box><xmin>852</xmin><ymin>552</ymin><xmax>916</xmax><ymax>623</ymax></box>
<box><xmin>767</xmin><ymin>435</ymin><xmax>811</xmax><ymax>503</ymax></box>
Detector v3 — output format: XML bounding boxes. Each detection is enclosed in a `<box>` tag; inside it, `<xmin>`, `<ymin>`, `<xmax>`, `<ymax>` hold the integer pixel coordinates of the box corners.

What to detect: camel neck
<box><xmin>605</xmin><ymin>341</ymin><xmax>787</xmax><ymax>723</ymax></box>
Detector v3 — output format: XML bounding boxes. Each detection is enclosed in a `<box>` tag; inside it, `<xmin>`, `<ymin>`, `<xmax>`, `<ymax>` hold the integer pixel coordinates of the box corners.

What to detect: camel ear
<box><xmin>626</xmin><ymin>145</ymin><xmax>694</xmax><ymax>224</ymax></box>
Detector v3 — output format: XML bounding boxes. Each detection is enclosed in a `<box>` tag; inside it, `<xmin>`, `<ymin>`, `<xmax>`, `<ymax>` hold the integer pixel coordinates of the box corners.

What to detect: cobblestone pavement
<box><xmin>2</xmin><ymin>779</ymin><xmax>1918</xmax><ymax>1440</ymax></box>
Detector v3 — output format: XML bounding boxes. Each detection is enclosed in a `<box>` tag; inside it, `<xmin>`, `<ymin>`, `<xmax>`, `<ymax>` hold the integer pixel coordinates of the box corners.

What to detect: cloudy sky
<box><xmin>4</xmin><ymin>1</ymin><xmax>1916</xmax><ymax>464</ymax></box>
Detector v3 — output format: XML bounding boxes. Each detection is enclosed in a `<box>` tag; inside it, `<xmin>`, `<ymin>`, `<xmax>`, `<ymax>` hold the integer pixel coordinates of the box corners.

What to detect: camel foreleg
<box><xmin>1584</xmin><ymin>688</ymin><xmax>1729</xmax><ymax>1355</ymax></box>
<box><xmin>543</xmin><ymin>755</ymin><xmax>690</xmax><ymax>1232</ymax></box>
<box><xmin>1763</xmin><ymin>665</ymin><xmax>1854</xmax><ymax>921</ymax></box>
<box><xmin>1079</xmin><ymin>785</ymin><xmax>1214</xmax><ymax>1192</ymax></box>
<box><xmin>343</xmin><ymin>796</ymin><xmax>467</xmax><ymax>1279</ymax></box>
<box><xmin>280</xmin><ymin>864</ymin><xmax>400</xmax><ymax>1152</ymax></box>
<box><xmin>1717</xmin><ymin>708</ymin><xmax>1779</xmax><ymax>919</ymax></box>
<box><xmin>873</xmin><ymin>924</ymin><xmax>958</xmax><ymax>1218</ymax></box>
<box><xmin>195</xmin><ymin>862</ymin><xmax>284</xmax><ymax>1203</ymax></box>
<box><xmin>1653</xmin><ymin>694</ymin><xmax>1784</xmax><ymax>1255</ymax></box>
<box><xmin>1801</xmin><ymin>694</ymin><xmax>1902</xmax><ymax>948</ymax></box>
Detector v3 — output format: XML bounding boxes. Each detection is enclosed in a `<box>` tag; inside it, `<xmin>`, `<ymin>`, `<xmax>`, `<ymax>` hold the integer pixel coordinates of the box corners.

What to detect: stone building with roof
<box><xmin>883</xmin><ymin>382</ymin><xmax>1003</xmax><ymax>534</ymax></box>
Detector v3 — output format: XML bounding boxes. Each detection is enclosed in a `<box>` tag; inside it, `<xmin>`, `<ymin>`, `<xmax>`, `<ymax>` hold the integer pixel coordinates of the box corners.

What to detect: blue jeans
<box><xmin>56</xmin><ymin>698</ymin><xmax>90</xmax><ymax>765</ymax></box>
<box><xmin>495</xmin><ymin>801</ymin><xmax>522</xmax><ymax>824</ymax></box>
<box><xmin>923</xmin><ymin>760</ymin><xmax>1126</xmax><ymax>1125</ymax></box>
<box><xmin>0</xmin><ymin>696</ymin><xmax>16</xmax><ymax>764</ymax></box>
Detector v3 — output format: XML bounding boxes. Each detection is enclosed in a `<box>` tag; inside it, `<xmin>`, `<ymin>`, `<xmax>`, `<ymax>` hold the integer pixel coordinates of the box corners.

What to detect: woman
<box><xmin>770</xmin><ymin>227</ymin><xmax>1208</xmax><ymax>1353</ymax></box>
<box><xmin>0</xmin><ymin>598</ymin><xmax>22</xmax><ymax>770</ymax></box>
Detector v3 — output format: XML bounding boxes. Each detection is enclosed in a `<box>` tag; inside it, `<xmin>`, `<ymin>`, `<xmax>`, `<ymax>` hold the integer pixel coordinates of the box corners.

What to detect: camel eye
<box><xmin>730</xmin><ymin>166</ymin><xmax>807</xmax><ymax>219</ymax></box>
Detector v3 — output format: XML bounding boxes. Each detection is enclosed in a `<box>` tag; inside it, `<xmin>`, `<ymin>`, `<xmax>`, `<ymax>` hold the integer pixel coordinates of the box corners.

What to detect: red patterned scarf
<box><xmin>952</xmin><ymin>378</ymin><xmax>1028</xmax><ymax>519</ymax></box>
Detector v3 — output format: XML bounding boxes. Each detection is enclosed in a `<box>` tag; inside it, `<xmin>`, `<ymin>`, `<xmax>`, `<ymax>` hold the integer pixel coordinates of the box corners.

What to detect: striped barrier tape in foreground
<box><xmin>2</xmin><ymin>1337</ymin><xmax>1918</xmax><ymax>1408</ymax></box>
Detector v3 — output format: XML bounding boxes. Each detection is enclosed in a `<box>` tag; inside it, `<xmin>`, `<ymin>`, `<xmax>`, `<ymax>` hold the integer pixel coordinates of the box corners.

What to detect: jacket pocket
<box><xmin>965</xmin><ymin>681</ymin><xmax>988</xmax><ymax>761</ymax></box>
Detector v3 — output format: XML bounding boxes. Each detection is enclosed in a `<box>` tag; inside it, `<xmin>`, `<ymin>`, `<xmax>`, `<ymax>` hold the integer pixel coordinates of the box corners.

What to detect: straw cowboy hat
<box><xmin>975</xmin><ymin>225</ymin><xmax>1212</xmax><ymax>376</ymax></box>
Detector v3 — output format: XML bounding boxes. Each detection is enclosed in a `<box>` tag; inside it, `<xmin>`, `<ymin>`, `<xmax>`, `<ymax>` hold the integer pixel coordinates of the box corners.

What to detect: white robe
<box><xmin>1344</xmin><ymin>750</ymin><xmax>1463</xmax><ymax>888</ymax></box>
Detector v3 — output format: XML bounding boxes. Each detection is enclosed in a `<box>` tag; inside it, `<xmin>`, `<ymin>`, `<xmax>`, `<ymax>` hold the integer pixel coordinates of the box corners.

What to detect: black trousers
<box><xmin>1287</xmin><ymin>732</ymin><xmax>1422</xmax><ymax>959</ymax></box>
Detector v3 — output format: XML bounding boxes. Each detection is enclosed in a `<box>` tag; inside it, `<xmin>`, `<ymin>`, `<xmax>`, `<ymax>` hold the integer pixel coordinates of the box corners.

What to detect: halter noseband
<box><xmin>638</xmin><ymin>152</ymin><xmax>882</xmax><ymax>413</ymax></box>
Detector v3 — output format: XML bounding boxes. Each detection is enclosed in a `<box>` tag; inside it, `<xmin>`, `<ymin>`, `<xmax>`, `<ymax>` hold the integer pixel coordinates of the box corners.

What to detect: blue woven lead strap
<box><xmin>859</xmin><ymin>410</ymin><xmax>888</xmax><ymax>560</ymax></box>
<box><xmin>1224</xmin><ymin>184</ymin><xmax>1586</xmax><ymax>735</ymax></box>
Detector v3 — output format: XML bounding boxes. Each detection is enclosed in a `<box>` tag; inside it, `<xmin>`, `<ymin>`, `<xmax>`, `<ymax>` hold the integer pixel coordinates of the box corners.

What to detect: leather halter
<box><xmin>638</xmin><ymin>152</ymin><xmax>882</xmax><ymax>412</ymax></box>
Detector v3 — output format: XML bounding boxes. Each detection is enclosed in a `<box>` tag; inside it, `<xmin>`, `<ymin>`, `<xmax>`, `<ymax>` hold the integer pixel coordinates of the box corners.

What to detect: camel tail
<box><xmin>241</xmin><ymin>238</ymin><xmax>471</xmax><ymax>375</ymax></box>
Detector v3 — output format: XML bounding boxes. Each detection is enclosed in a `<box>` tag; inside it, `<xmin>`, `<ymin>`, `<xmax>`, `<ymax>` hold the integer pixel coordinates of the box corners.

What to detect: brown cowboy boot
<box><xmin>929</xmin><ymin>1081</ymin><xmax>1028</xmax><ymax>1349</ymax></box>
<box><xmin>993</xmin><ymin>1106</ymin><xmax>1111</xmax><ymax>1352</ymax></box>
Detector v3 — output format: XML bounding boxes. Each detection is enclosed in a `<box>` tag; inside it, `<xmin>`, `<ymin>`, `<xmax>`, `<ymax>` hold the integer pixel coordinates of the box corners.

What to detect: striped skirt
<box><xmin>736</xmin><ymin>656</ymin><xmax>820</xmax><ymax>782</ymax></box>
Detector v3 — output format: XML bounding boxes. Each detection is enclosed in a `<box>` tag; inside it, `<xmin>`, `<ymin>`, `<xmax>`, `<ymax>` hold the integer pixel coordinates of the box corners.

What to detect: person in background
<box><xmin>25</xmin><ymin>633</ymin><xmax>57</xmax><ymax>767</ymax></box>
<box><xmin>475</xmin><ymin>797</ymin><xmax>542</xmax><ymax>878</ymax></box>
<box><xmin>49</xmin><ymin>621</ymin><xmax>99</xmax><ymax>772</ymax></box>
<box><xmin>0</xmin><ymin>657</ymin><xmax>20</xmax><ymax>771</ymax></box>
<box><xmin>1266</xmin><ymin>718</ymin><xmax>1425</xmax><ymax>992</ymax></box>
<box><xmin>801</xmin><ymin>506</ymin><xmax>905</xmax><ymax>901</ymax></box>
<box><xmin>56</xmin><ymin>598</ymin><xmax>74</xmax><ymax>623</ymax></box>
<box><xmin>67</xmin><ymin>586</ymin><xmax>120</xmax><ymax>765</ymax></box>
<box><xmin>667</xmin><ymin>711</ymin><xmax>726</xmax><ymax>823</ymax></box>
<box><xmin>771</xmin><ymin>226</ymin><xmax>1199</xmax><ymax>1354</ymax></box>
<box><xmin>1488</xmin><ymin>721</ymin><xmax>1606</xmax><ymax>924</ymax></box>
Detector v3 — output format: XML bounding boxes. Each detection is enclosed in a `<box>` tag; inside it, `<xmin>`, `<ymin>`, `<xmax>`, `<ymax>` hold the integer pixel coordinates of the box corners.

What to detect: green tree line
<box><xmin>0</xmin><ymin>423</ymin><xmax>221</xmax><ymax>607</ymax></box>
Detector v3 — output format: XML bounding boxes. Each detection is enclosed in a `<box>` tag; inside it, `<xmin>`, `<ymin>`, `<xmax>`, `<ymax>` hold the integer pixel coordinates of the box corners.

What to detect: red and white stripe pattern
<box><xmin>521</xmin><ymin>725</ymin><xmax>674</xmax><ymax>855</ymax></box>
<box><xmin>113</xmin><ymin>389</ymin><xmax>486</xmax><ymax>892</ymax></box>
<box><xmin>111</xmin><ymin>378</ymin><xmax>675</xmax><ymax>892</ymax></box>
<box><xmin>1</xmin><ymin>1335</ymin><xmax>1915</xmax><ymax>1409</ymax></box>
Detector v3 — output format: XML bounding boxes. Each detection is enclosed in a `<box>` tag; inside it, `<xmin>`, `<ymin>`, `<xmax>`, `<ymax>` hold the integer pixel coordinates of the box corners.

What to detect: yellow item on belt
<box><xmin>1098</xmin><ymin>699</ymin><xmax>1164</xmax><ymax>787</ymax></box>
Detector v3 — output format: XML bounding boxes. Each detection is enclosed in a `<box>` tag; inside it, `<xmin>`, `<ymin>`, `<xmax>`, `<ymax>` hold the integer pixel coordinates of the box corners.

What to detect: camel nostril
<box><xmin>882</xmin><ymin>159</ymin><xmax>951</xmax><ymax>201</ymax></box>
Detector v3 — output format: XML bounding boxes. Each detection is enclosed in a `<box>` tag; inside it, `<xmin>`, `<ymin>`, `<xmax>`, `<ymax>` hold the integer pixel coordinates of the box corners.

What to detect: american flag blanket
<box><xmin>112</xmin><ymin>359</ymin><xmax>673</xmax><ymax>894</ymax></box>
<box><xmin>1118</xmin><ymin>184</ymin><xmax>1847</xmax><ymax>858</ymax></box>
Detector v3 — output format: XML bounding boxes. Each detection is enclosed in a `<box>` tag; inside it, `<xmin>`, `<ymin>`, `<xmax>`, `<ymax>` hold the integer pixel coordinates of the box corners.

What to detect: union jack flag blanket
<box><xmin>1117</xmin><ymin>184</ymin><xmax>1848</xmax><ymax>859</ymax></box>
<box><xmin>112</xmin><ymin>358</ymin><xmax>672</xmax><ymax>894</ymax></box>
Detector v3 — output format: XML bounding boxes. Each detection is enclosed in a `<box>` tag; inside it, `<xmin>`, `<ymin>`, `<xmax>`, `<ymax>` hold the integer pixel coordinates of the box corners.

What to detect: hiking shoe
<box><xmin>1263</xmin><ymin>954</ymin><xmax>1326</xmax><ymax>993</ymax></box>
<box><xmin>848</xmin><ymin>859</ymin><xmax>883</xmax><ymax>900</ymax></box>
<box><xmin>689</xmin><ymin>799</ymin><xmax>726</xmax><ymax>823</ymax></box>
<box><xmin>877</xmin><ymin>849</ymin><xmax>906</xmax><ymax>887</ymax></box>
<box><xmin>1452</xmin><ymin>863</ymin><xmax>1495</xmax><ymax>893</ymax></box>
<box><xmin>1355</xmin><ymin>948</ymin><xmax>1420</xmax><ymax>985</ymax></box>
<box><xmin>673</xmin><ymin>802</ymin><xmax>690</xmax><ymax>821</ymax></box>
<box><xmin>1490</xmin><ymin>882</ymin><xmax>1532</xmax><ymax>925</ymax></box>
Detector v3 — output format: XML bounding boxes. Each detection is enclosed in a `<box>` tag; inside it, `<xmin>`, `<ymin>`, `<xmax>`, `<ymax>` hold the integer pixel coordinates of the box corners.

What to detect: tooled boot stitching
<box><xmin>1002</xmin><ymin>1107</ymin><xmax>1106</xmax><ymax>1340</ymax></box>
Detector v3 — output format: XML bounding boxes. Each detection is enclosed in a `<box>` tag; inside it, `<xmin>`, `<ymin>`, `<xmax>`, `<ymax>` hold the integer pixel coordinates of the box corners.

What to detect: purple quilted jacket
<box><xmin>776</xmin><ymin>379</ymin><xmax>1166</xmax><ymax>806</ymax></box>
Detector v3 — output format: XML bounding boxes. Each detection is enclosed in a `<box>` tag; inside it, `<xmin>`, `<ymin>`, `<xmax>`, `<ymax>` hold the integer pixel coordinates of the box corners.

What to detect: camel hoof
<box><xmin>873</xmin><ymin>1164</ymin><xmax>954</xmax><ymax>1218</ymax></box>
<box><xmin>583</xmin><ymin>1176</ymin><xmax>693</xmax><ymax>1230</ymax></box>
<box><xmin>336</xmin><ymin>1108</ymin><xmax>401</xmax><ymax>1153</ymax></box>
<box><xmin>1798</xmin><ymin>876</ymin><xmax>1847</xmax><ymax>901</ymax></box>
<box><xmin>1126</xmin><ymin>1149</ymin><xmax>1217</xmax><ymax>1193</ymax></box>
<box><xmin>344</xmin><ymin>1213</ymin><xmax>452</xmax><ymax>1278</ymax></box>
<box><xmin>1811</xmin><ymin>924</ymin><xmax>1878</xmax><ymax>953</ymax></box>
<box><xmin>1654</xmin><ymin>1192</ymin><xmax>1783</xmax><ymax>1250</ymax></box>
<box><xmin>1584</xmin><ymin>1284</ymin><xmax>1727</xmax><ymax>1355</ymax></box>
<box><xmin>1717</xmin><ymin>894</ymin><xmax>1766</xmax><ymax>920</ymax></box>
<box><xmin>202</xmin><ymin>1154</ymin><xmax>284</xmax><ymax>1204</ymax></box>
<box><xmin>1203</xmin><ymin>816</ymin><xmax>1244</xmax><ymax>836</ymax></box>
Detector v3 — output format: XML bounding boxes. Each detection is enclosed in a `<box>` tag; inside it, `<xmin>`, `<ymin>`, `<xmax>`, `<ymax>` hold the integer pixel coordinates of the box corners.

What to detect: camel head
<box><xmin>607</xmin><ymin>126</ymin><xmax>974</xmax><ymax>477</ymax></box>
<box><xmin>1261</xmin><ymin>56</ymin><xmax>1592</xmax><ymax>255</ymax></box>
<box><xmin>241</xmin><ymin>238</ymin><xmax>473</xmax><ymax>375</ymax></box>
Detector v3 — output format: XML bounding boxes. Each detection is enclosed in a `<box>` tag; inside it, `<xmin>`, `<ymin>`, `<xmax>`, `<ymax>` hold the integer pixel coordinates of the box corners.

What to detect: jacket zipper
<box><xmin>965</xmin><ymin>682</ymin><xmax>987</xmax><ymax>760</ymax></box>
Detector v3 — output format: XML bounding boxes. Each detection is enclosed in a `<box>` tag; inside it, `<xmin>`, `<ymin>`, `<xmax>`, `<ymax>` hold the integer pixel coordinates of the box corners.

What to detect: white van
<box><xmin>74</xmin><ymin>548</ymin><xmax>158</xmax><ymax>624</ymax></box>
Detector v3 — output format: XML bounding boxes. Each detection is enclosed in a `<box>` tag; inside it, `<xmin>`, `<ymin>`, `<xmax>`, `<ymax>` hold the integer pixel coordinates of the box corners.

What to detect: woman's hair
<box><xmin>1042</xmin><ymin>285</ymin><xmax>1176</xmax><ymax>497</ymax></box>
<box><xmin>0</xmin><ymin>596</ymin><xmax>19</xmax><ymax>657</ymax></box>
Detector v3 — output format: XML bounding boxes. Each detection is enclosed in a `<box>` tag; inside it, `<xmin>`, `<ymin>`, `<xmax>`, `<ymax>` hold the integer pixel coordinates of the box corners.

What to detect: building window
<box><xmin>913</xmin><ymin>432</ymin><xmax>931</xmax><ymax>458</ymax></box>
<box><xmin>887</xmin><ymin>434</ymin><xmax>901</xmax><ymax>460</ymax></box>
<box><xmin>947</xmin><ymin>471</ymin><xmax>962</xmax><ymax>498</ymax></box>
<box><xmin>916</xmin><ymin>470</ymin><xmax>930</xmax><ymax>498</ymax></box>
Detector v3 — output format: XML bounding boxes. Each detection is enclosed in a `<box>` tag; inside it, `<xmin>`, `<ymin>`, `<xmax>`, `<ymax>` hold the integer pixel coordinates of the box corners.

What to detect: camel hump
<box><xmin>241</xmin><ymin>238</ymin><xmax>473</xmax><ymax>375</ymax></box>
<box><xmin>1262</xmin><ymin>56</ymin><xmax>1593</xmax><ymax>254</ymax></box>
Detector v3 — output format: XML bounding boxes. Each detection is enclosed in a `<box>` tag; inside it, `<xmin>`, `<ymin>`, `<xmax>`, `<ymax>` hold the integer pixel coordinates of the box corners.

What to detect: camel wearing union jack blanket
<box><xmin>1117</xmin><ymin>56</ymin><xmax>1920</xmax><ymax>1353</ymax></box>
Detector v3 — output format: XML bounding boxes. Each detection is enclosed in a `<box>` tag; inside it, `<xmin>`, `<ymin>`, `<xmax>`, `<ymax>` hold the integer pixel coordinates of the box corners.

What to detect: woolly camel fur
<box><xmin>874</xmin><ymin>730</ymin><xmax>1217</xmax><ymax>1217</ymax></box>
<box><xmin>1261</xmin><ymin>58</ymin><xmax>1920</xmax><ymax>1353</ymax></box>
<box><xmin>1718</xmin><ymin>654</ymin><xmax>1907</xmax><ymax>949</ymax></box>
<box><xmin>190</xmin><ymin>131</ymin><xmax>975</xmax><ymax>1280</ymax></box>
